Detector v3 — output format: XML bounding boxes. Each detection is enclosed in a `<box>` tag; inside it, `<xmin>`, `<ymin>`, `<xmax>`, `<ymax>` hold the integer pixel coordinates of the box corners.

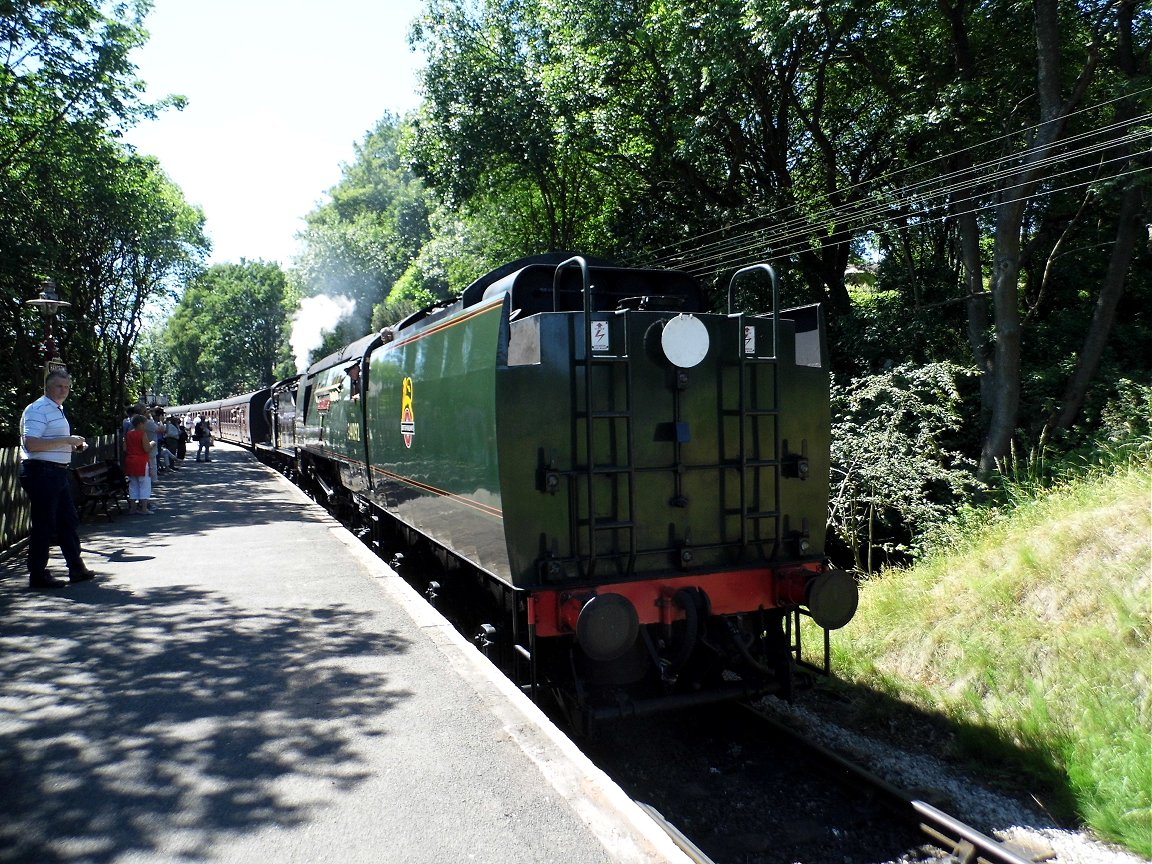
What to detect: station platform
<box><xmin>0</xmin><ymin>444</ymin><xmax>692</xmax><ymax>864</ymax></box>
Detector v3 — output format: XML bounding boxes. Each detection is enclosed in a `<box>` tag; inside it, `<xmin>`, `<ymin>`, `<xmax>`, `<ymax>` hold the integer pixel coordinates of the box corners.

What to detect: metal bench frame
<box><xmin>73</xmin><ymin>461</ymin><xmax>128</xmax><ymax>521</ymax></box>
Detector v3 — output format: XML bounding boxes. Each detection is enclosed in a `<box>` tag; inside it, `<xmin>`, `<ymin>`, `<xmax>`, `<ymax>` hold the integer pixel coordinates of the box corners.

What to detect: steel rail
<box><xmin>635</xmin><ymin>801</ymin><xmax>719</xmax><ymax>864</ymax></box>
<box><xmin>739</xmin><ymin>704</ymin><xmax>1050</xmax><ymax>864</ymax></box>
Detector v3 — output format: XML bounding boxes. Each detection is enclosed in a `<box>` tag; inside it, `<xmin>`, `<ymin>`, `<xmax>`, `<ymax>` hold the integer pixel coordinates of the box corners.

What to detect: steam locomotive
<box><xmin>170</xmin><ymin>254</ymin><xmax>858</xmax><ymax>726</ymax></box>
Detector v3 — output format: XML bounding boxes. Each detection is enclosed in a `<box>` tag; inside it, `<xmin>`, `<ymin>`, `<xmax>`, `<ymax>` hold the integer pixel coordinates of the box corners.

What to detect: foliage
<box><xmin>930</xmin><ymin>378</ymin><xmax>1152</xmax><ymax>548</ymax></box>
<box><xmin>159</xmin><ymin>261</ymin><xmax>292</xmax><ymax>403</ymax></box>
<box><xmin>369</xmin><ymin>201</ymin><xmax>501</xmax><ymax>330</ymax></box>
<box><xmin>0</xmin><ymin>0</ymin><xmax>206</xmax><ymax>442</ymax></box>
<box><xmin>833</xmin><ymin>458</ymin><xmax>1152</xmax><ymax>856</ymax></box>
<box><xmin>1095</xmin><ymin>379</ymin><xmax>1152</xmax><ymax>452</ymax></box>
<box><xmin>410</xmin><ymin>0</ymin><xmax>628</xmax><ymax>258</ymax></box>
<box><xmin>829</xmin><ymin>362</ymin><xmax>980</xmax><ymax>572</ymax></box>
<box><xmin>294</xmin><ymin>114</ymin><xmax>433</xmax><ymax>342</ymax></box>
<box><xmin>0</xmin><ymin>0</ymin><xmax>174</xmax><ymax>169</ymax></box>
<box><xmin>835</xmin><ymin>287</ymin><xmax>973</xmax><ymax>380</ymax></box>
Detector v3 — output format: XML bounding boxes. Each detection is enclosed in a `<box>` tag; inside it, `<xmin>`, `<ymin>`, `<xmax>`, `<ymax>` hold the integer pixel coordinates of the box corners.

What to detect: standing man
<box><xmin>19</xmin><ymin>369</ymin><xmax>96</xmax><ymax>589</ymax></box>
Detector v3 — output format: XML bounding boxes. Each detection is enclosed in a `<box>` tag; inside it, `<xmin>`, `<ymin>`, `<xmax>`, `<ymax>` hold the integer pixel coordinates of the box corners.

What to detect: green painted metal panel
<box><xmin>364</xmin><ymin>297</ymin><xmax>509</xmax><ymax>580</ymax></box>
<box><xmin>496</xmin><ymin>307</ymin><xmax>831</xmax><ymax>589</ymax></box>
<box><xmin>298</xmin><ymin>334</ymin><xmax>379</xmax><ymax>488</ymax></box>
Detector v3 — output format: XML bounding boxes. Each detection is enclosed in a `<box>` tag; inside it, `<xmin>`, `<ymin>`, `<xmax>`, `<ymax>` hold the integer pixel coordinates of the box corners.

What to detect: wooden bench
<box><xmin>73</xmin><ymin>460</ymin><xmax>129</xmax><ymax>521</ymax></box>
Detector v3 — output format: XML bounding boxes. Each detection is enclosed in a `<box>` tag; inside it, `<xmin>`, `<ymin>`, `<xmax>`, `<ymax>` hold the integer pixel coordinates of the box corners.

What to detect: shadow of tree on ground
<box><xmin>0</xmin><ymin>579</ymin><xmax>412</xmax><ymax>863</ymax></box>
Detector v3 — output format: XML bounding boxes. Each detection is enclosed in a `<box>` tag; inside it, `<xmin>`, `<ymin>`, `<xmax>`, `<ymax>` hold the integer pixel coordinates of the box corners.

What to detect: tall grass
<box><xmin>832</xmin><ymin>456</ymin><xmax>1151</xmax><ymax>856</ymax></box>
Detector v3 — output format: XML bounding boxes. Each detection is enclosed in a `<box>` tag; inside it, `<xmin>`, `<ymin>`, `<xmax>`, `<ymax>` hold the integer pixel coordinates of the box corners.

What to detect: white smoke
<box><xmin>290</xmin><ymin>294</ymin><xmax>357</xmax><ymax>372</ymax></box>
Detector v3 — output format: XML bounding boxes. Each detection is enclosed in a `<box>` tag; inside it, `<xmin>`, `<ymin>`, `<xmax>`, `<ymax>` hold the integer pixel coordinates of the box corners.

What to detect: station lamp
<box><xmin>25</xmin><ymin>279</ymin><xmax>71</xmax><ymax>380</ymax></box>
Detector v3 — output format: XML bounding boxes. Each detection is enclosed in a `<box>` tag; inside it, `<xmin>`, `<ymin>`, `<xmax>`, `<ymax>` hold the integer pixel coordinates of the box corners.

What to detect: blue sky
<box><xmin>124</xmin><ymin>0</ymin><xmax>427</xmax><ymax>267</ymax></box>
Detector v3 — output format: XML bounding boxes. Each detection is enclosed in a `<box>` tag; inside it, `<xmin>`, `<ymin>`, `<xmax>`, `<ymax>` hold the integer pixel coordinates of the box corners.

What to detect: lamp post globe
<box><xmin>25</xmin><ymin>279</ymin><xmax>71</xmax><ymax>382</ymax></box>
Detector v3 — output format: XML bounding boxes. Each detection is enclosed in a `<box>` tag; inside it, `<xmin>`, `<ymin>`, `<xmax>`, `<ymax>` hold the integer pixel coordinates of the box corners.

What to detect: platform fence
<box><xmin>0</xmin><ymin>433</ymin><xmax>121</xmax><ymax>557</ymax></box>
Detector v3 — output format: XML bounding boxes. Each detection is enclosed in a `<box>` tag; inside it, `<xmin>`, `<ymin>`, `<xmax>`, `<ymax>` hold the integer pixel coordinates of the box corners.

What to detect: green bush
<box><xmin>829</xmin><ymin>362</ymin><xmax>980</xmax><ymax>573</ymax></box>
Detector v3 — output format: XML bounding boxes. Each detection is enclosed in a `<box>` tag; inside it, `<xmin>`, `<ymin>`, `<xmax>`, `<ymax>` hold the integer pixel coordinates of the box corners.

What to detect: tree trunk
<box><xmin>1046</xmin><ymin>0</ymin><xmax>1146</xmax><ymax>436</ymax></box>
<box><xmin>979</xmin><ymin>0</ymin><xmax>1096</xmax><ymax>475</ymax></box>
<box><xmin>1047</xmin><ymin>183</ymin><xmax>1144</xmax><ymax>434</ymax></box>
<box><xmin>959</xmin><ymin>208</ymin><xmax>992</xmax><ymax>415</ymax></box>
<box><xmin>982</xmin><ymin>212</ymin><xmax>1026</xmax><ymax>474</ymax></box>
<box><xmin>941</xmin><ymin>0</ymin><xmax>995</xmax><ymax>426</ymax></box>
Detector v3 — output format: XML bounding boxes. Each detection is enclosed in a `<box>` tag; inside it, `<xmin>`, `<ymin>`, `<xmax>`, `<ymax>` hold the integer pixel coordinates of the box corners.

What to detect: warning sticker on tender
<box><xmin>591</xmin><ymin>319</ymin><xmax>610</xmax><ymax>352</ymax></box>
<box><xmin>400</xmin><ymin>377</ymin><xmax>415</xmax><ymax>448</ymax></box>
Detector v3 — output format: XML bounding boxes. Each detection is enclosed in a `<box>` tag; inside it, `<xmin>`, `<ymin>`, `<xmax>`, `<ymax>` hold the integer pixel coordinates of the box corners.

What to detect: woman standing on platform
<box><xmin>124</xmin><ymin>414</ymin><xmax>156</xmax><ymax>514</ymax></box>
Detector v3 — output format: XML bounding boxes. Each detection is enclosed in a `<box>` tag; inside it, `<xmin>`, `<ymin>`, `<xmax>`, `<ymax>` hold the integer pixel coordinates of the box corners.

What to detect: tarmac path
<box><xmin>0</xmin><ymin>445</ymin><xmax>689</xmax><ymax>864</ymax></box>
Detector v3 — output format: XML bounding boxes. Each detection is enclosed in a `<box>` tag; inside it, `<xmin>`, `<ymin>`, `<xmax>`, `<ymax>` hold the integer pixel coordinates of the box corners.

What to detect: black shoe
<box><xmin>30</xmin><ymin>573</ymin><xmax>67</xmax><ymax>590</ymax></box>
<box><xmin>68</xmin><ymin>569</ymin><xmax>96</xmax><ymax>583</ymax></box>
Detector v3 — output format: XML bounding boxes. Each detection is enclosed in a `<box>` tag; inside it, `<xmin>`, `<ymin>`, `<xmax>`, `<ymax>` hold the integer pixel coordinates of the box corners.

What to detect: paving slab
<box><xmin>0</xmin><ymin>445</ymin><xmax>691</xmax><ymax>864</ymax></box>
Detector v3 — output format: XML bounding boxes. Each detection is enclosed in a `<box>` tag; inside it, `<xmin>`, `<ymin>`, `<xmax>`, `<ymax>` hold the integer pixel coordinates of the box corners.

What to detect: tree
<box><xmin>0</xmin><ymin>0</ymin><xmax>173</xmax><ymax>173</ymax></box>
<box><xmin>977</xmin><ymin>0</ymin><xmax>1100</xmax><ymax>473</ymax></box>
<box><xmin>411</xmin><ymin>0</ymin><xmax>624</xmax><ymax>257</ymax></box>
<box><xmin>294</xmin><ymin>114</ymin><xmax>433</xmax><ymax>339</ymax></box>
<box><xmin>52</xmin><ymin>146</ymin><xmax>206</xmax><ymax>426</ymax></box>
<box><xmin>2</xmin><ymin>129</ymin><xmax>206</xmax><ymax>433</ymax></box>
<box><xmin>1046</xmin><ymin>0</ymin><xmax>1150</xmax><ymax>437</ymax></box>
<box><xmin>161</xmin><ymin>261</ymin><xmax>292</xmax><ymax>403</ymax></box>
<box><xmin>530</xmin><ymin>0</ymin><xmax>920</xmax><ymax>315</ymax></box>
<box><xmin>0</xmin><ymin>0</ymin><xmax>204</xmax><ymax>440</ymax></box>
<box><xmin>829</xmin><ymin>362</ymin><xmax>979</xmax><ymax>572</ymax></box>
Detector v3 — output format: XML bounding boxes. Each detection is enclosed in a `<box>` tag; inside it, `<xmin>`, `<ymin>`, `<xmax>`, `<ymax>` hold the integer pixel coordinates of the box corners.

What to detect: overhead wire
<box><xmin>672</xmin><ymin>127</ymin><xmax>1151</xmax><ymax>275</ymax></box>
<box><xmin>679</xmin><ymin>163</ymin><xmax>1152</xmax><ymax>280</ymax></box>
<box><xmin>661</xmin><ymin>121</ymin><xmax>1151</xmax><ymax>274</ymax></box>
<box><xmin>620</xmin><ymin>86</ymin><xmax>1152</xmax><ymax>277</ymax></box>
<box><xmin>670</xmin><ymin>117</ymin><xmax>1149</xmax><ymax>267</ymax></box>
<box><xmin>635</xmin><ymin>85</ymin><xmax>1152</xmax><ymax>264</ymax></box>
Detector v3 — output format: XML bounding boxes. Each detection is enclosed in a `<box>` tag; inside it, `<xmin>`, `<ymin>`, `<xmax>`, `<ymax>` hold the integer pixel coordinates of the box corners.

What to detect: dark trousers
<box><xmin>19</xmin><ymin>460</ymin><xmax>83</xmax><ymax>577</ymax></box>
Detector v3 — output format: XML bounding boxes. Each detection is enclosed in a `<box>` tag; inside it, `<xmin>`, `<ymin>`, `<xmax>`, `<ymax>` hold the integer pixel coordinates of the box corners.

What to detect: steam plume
<box><xmin>290</xmin><ymin>295</ymin><xmax>356</xmax><ymax>372</ymax></box>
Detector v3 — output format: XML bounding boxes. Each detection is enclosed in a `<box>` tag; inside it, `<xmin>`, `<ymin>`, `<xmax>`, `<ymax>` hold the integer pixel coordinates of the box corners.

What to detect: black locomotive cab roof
<box><xmin>305</xmin><ymin>332</ymin><xmax>380</xmax><ymax>377</ymax></box>
<box><xmin>271</xmin><ymin>374</ymin><xmax>302</xmax><ymax>395</ymax></box>
<box><xmin>390</xmin><ymin>296</ymin><xmax>464</xmax><ymax>339</ymax></box>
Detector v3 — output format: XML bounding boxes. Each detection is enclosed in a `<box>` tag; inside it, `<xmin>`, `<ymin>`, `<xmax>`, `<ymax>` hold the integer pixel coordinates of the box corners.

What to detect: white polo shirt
<box><xmin>20</xmin><ymin>395</ymin><xmax>72</xmax><ymax>465</ymax></box>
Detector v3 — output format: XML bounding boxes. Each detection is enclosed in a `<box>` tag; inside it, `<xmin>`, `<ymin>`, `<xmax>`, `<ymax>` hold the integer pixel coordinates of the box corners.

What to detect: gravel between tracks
<box><xmin>754</xmin><ymin>693</ymin><xmax>1148</xmax><ymax>864</ymax></box>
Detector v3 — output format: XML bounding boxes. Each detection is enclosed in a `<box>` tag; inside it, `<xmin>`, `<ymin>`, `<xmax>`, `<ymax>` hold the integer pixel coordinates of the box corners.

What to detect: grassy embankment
<box><xmin>830</xmin><ymin>458</ymin><xmax>1151</xmax><ymax>857</ymax></box>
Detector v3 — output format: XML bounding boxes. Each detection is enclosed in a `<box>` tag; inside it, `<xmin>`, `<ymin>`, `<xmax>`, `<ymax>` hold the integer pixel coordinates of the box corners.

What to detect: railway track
<box><xmin>576</xmin><ymin>702</ymin><xmax>923</xmax><ymax>863</ymax></box>
<box><xmin>738</xmin><ymin>703</ymin><xmax>1052</xmax><ymax>864</ymax></box>
<box><xmin>361</xmin><ymin>510</ymin><xmax>1054</xmax><ymax>864</ymax></box>
<box><xmin>573</xmin><ymin>694</ymin><xmax>1070</xmax><ymax>864</ymax></box>
<box><xmin>636</xmin><ymin>801</ymin><xmax>720</xmax><ymax>864</ymax></box>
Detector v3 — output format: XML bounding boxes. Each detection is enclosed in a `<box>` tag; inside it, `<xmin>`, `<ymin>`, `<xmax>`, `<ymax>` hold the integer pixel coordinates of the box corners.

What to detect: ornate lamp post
<box><xmin>25</xmin><ymin>279</ymin><xmax>71</xmax><ymax>382</ymax></box>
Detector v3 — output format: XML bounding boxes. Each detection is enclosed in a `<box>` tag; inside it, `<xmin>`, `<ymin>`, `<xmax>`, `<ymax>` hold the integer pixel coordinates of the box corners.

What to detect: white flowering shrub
<box><xmin>829</xmin><ymin>362</ymin><xmax>980</xmax><ymax>574</ymax></box>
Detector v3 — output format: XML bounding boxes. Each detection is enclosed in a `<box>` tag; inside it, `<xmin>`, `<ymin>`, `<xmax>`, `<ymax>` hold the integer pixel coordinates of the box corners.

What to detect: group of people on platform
<box><xmin>121</xmin><ymin>403</ymin><xmax>214</xmax><ymax>514</ymax></box>
<box><xmin>17</xmin><ymin>369</ymin><xmax>220</xmax><ymax>590</ymax></box>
